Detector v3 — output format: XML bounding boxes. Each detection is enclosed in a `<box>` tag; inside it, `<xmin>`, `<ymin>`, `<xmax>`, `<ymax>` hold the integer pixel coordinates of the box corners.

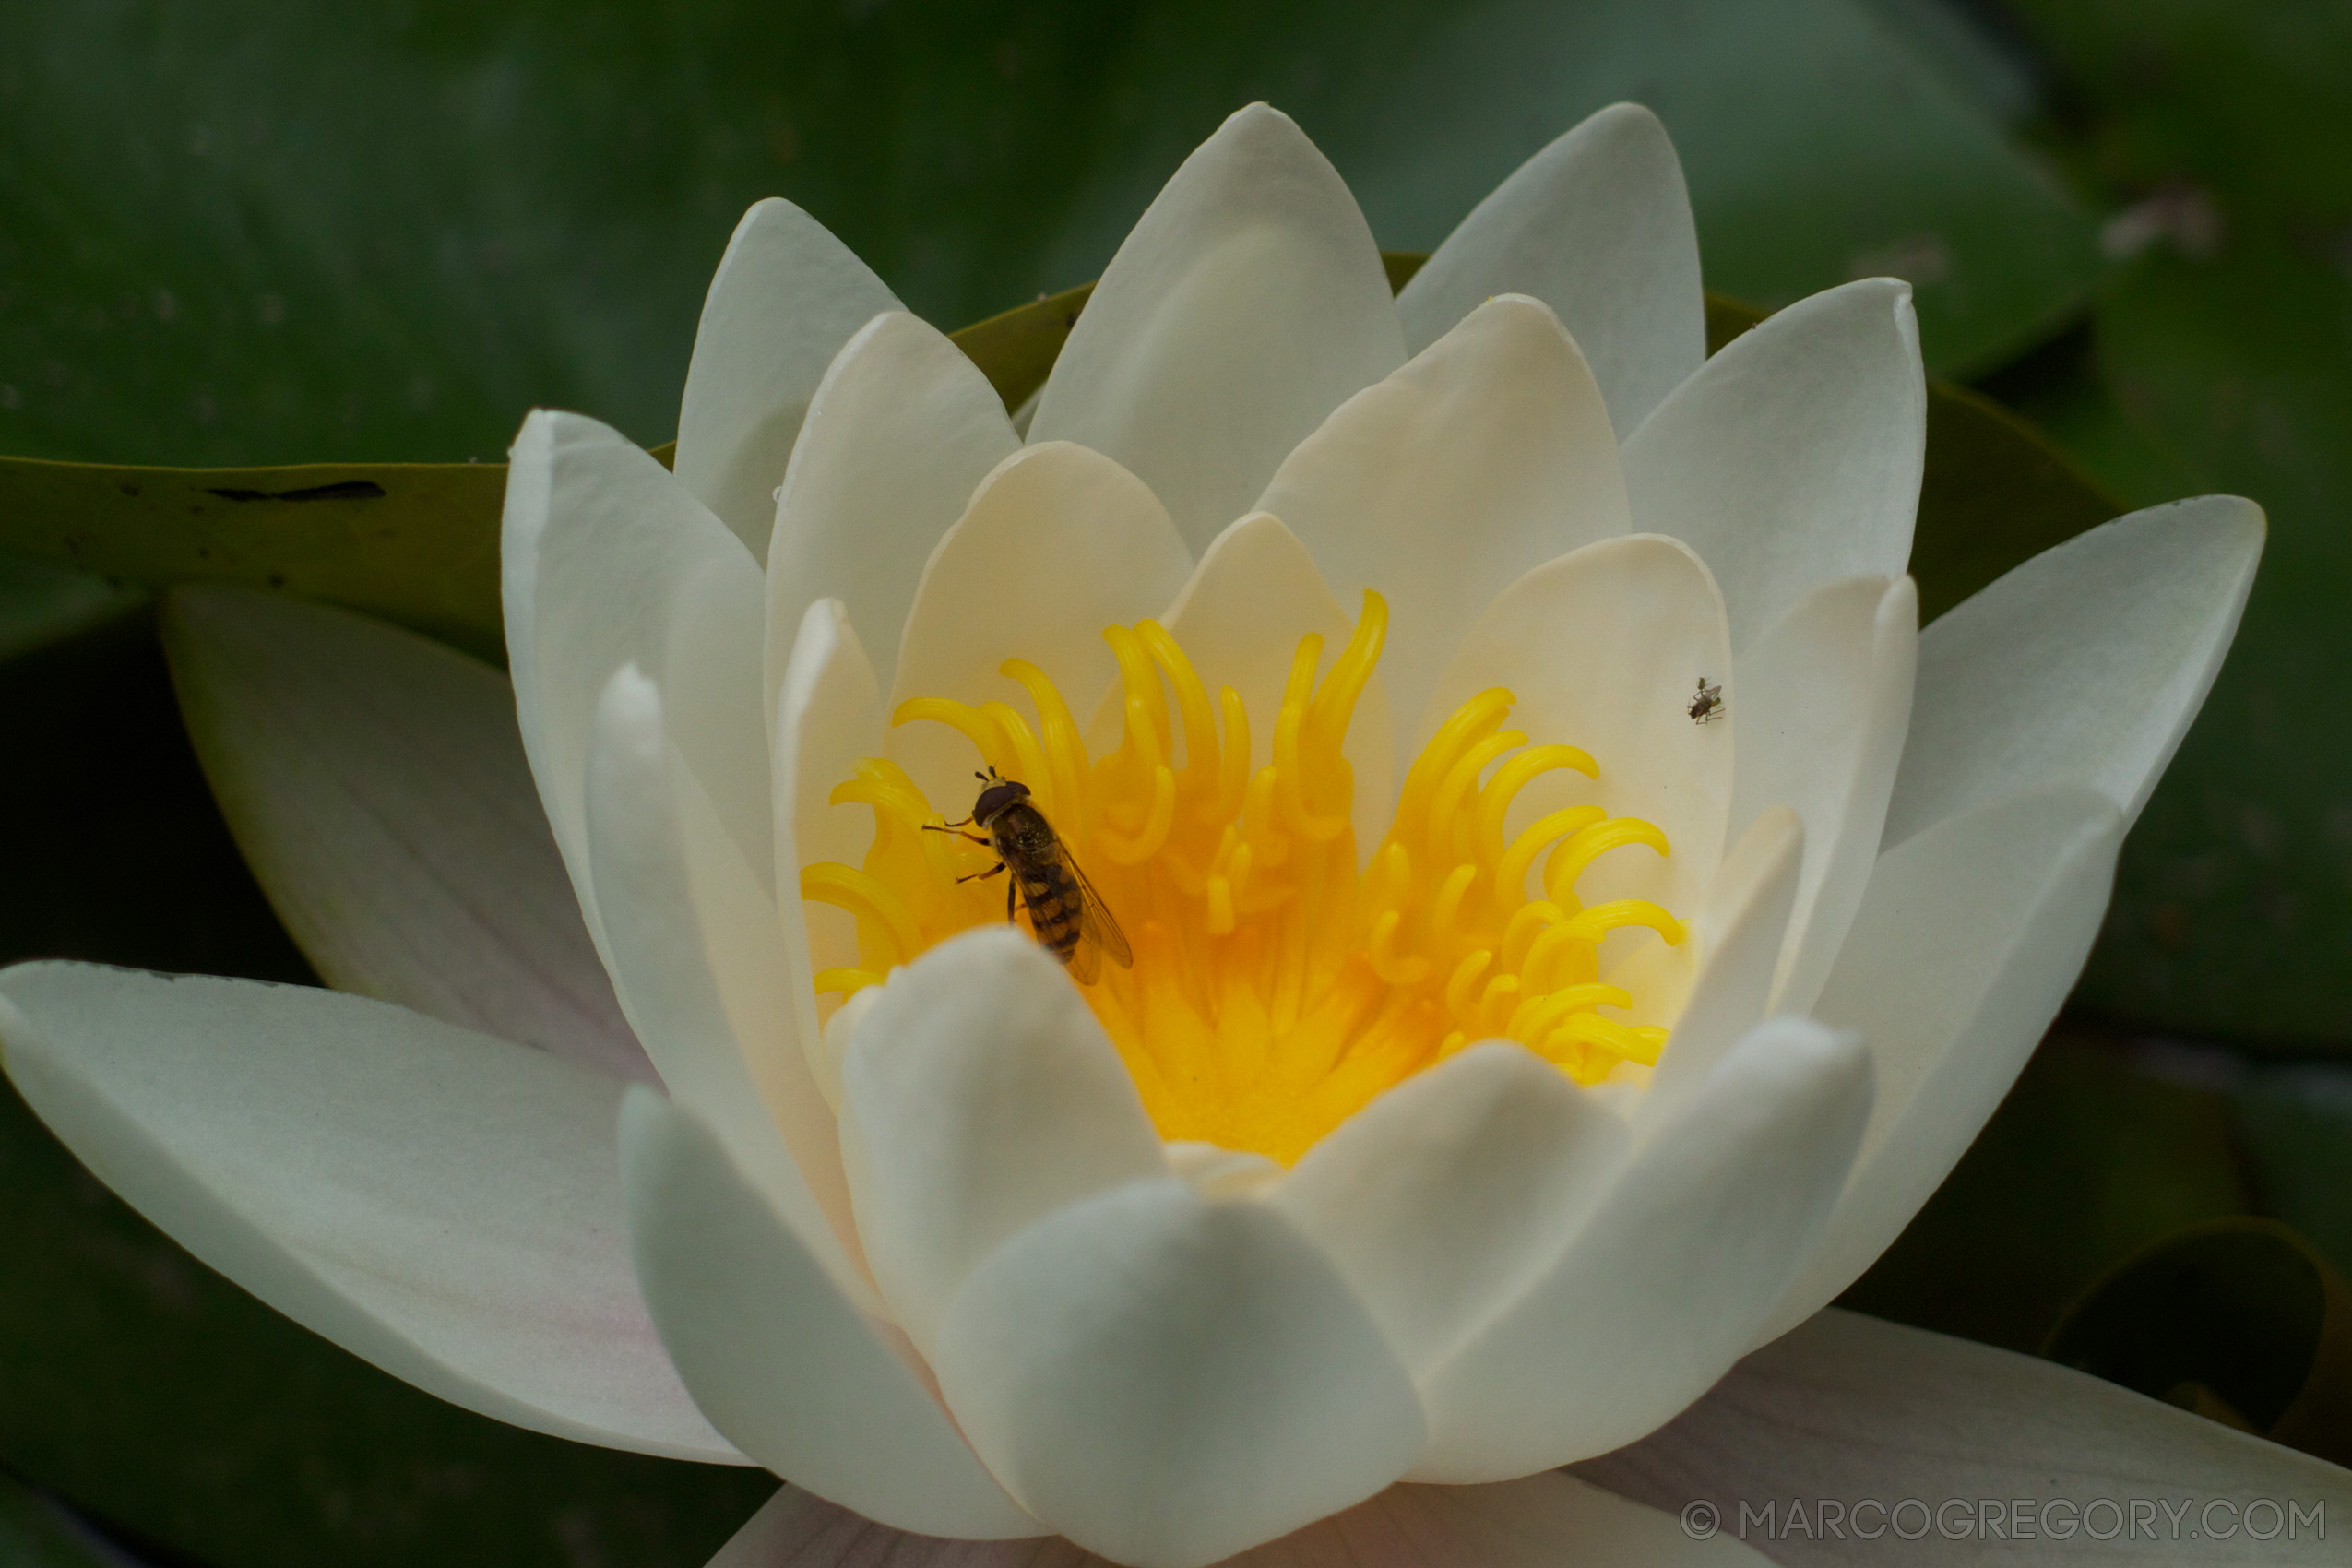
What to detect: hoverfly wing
<box><xmin>1063</xmin><ymin>849</ymin><xmax>1134</xmax><ymax>976</ymax></box>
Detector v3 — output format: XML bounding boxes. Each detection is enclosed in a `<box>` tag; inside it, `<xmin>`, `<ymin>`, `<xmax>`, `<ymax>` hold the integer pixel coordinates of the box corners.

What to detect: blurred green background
<box><xmin>3</xmin><ymin>0</ymin><xmax>2351</xmax><ymax>1562</ymax></box>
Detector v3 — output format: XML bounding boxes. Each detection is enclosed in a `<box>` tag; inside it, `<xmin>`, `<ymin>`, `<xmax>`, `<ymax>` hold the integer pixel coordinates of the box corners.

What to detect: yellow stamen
<box><xmin>806</xmin><ymin>591</ymin><xmax>1685</xmax><ymax>1164</ymax></box>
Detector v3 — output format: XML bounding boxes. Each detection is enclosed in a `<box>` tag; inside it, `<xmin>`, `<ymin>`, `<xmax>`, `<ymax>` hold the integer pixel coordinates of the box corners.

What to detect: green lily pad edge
<box><xmin>0</xmin><ymin>255</ymin><xmax>2117</xmax><ymax>668</ymax></box>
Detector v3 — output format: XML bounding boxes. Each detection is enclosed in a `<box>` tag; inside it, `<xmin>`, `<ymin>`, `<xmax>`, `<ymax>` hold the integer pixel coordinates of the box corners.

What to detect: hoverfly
<box><xmin>1686</xmin><ymin>675</ymin><xmax>1726</xmax><ymax>725</ymax></box>
<box><xmin>926</xmin><ymin>769</ymin><xmax>1134</xmax><ymax>982</ymax></box>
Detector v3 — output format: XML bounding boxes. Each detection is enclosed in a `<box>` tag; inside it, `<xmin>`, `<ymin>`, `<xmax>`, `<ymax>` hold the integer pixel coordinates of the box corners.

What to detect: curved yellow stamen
<box><xmin>813</xmin><ymin>967</ymin><xmax>887</xmax><ymax>997</ymax></box>
<box><xmin>1498</xmin><ymin>805</ymin><xmax>1610</xmax><ymax>908</ymax></box>
<box><xmin>1477</xmin><ymin>744</ymin><xmax>1599</xmax><ymax>867</ymax></box>
<box><xmin>1543</xmin><ymin>817</ymin><xmax>1671</xmax><ymax>907</ymax></box>
<box><xmin>890</xmin><ymin>696</ymin><xmax>1023</xmax><ymax>784</ymax></box>
<box><xmin>800</xmin><ymin>862</ymin><xmax>921</xmax><ymax>965</ymax></box>
<box><xmin>815</xmin><ymin>598</ymin><xmax>1686</xmax><ymax>1161</ymax></box>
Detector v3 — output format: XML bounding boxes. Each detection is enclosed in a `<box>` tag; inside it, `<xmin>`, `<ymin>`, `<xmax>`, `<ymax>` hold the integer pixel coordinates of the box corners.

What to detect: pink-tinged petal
<box><xmin>1030</xmin><ymin>104</ymin><xmax>1403</xmax><ymax>553</ymax></box>
<box><xmin>1728</xmin><ymin>576</ymin><xmax>1917</xmax><ymax>1016</ymax></box>
<box><xmin>1414</xmin><ymin>1017</ymin><xmax>1871</xmax><ymax>1482</ymax></box>
<box><xmin>1759</xmin><ymin>788</ymin><xmax>2122</xmax><ymax>1343</ymax></box>
<box><xmin>0</xmin><ymin>963</ymin><xmax>735</xmax><ymax>1462</ymax></box>
<box><xmin>1400</xmin><ymin>103</ymin><xmax>1705</xmax><ymax>437</ymax></box>
<box><xmin>1257</xmin><ymin>294</ymin><xmax>1629</xmax><ymax>745</ymax></box>
<box><xmin>933</xmin><ymin>1178</ymin><xmax>1424</xmax><ymax>1567</ymax></box>
<box><xmin>707</xmin><ymin>1470</ymin><xmax>1771</xmax><ymax>1567</ymax></box>
<box><xmin>1581</xmin><ymin>1308</ymin><xmax>2352</xmax><ymax>1565</ymax></box>
<box><xmin>621</xmin><ymin>1090</ymin><xmax>1041</xmax><ymax>1540</ymax></box>
<box><xmin>674</xmin><ymin>198</ymin><xmax>903</xmax><ymax>561</ymax></box>
<box><xmin>766</xmin><ymin>311</ymin><xmax>1020</xmax><ymax>707</ymax></box>
<box><xmin>887</xmin><ymin>441</ymin><xmax>1192</xmax><ymax>808</ymax></box>
<box><xmin>162</xmin><ymin>586</ymin><xmax>648</xmax><ymax>1084</ymax></box>
<box><xmin>1621</xmin><ymin>279</ymin><xmax>1923</xmax><ymax>651</ymax></box>
<box><xmin>838</xmin><ymin>929</ymin><xmax>1168</xmax><ymax>1359</ymax></box>
<box><xmin>1886</xmin><ymin>495</ymin><xmax>2263</xmax><ymax>849</ymax></box>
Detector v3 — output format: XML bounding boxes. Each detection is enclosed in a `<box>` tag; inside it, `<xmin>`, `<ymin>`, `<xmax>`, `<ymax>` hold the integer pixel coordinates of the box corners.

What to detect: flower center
<box><xmin>802</xmin><ymin>592</ymin><xmax>1684</xmax><ymax>1165</ymax></box>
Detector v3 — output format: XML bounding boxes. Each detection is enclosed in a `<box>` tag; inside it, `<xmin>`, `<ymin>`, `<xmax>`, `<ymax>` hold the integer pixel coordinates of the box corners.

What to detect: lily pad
<box><xmin>1993</xmin><ymin>1</ymin><xmax>2352</xmax><ymax>1048</ymax></box>
<box><xmin>2045</xmin><ymin>1218</ymin><xmax>2352</xmax><ymax>1469</ymax></box>
<box><xmin>0</xmin><ymin>553</ymin><xmax>146</xmax><ymax>665</ymax></box>
<box><xmin>0</xmin><ymin>0</ymin><xmax>2090</xmax><ymax>476</ymax></box>
<box><xmin>1840</xmin><ymin>1027</ymin><xmax>2251</xmax><ymax>1355</ymax></box>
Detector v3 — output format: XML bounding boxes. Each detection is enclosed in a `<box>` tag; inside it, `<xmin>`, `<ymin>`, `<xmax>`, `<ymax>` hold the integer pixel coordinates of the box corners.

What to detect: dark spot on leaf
<box><xmin>204</xmin><ymin>480</ymin><xmax>386</xmax><ymax>503</ymax></box>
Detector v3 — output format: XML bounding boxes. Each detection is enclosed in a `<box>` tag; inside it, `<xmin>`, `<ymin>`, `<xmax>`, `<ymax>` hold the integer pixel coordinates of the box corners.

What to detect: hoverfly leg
<box><xmin>955</xmin><ymin>862</ymin><xmax>1008</xmax><ymax>886</ymax></box>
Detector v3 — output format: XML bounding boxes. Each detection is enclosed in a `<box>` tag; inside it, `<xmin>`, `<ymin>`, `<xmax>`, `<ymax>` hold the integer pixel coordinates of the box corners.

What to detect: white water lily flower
<box><xmin>1</xmin><ymin>101</ymin><xmax>2334</xmax><ymax>1567</ymax></box>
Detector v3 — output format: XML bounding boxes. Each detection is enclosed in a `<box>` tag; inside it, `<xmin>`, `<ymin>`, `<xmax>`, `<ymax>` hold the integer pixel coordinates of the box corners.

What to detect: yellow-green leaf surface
<box><xmin>2</xmin><ymin>276</ymin><xmax>2113</xmax><ymax>669</ymax></box>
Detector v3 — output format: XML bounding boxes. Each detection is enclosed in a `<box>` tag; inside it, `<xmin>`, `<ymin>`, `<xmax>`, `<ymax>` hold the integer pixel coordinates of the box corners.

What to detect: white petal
<box><xmin>1256</xmin><ymin>294</ymin><xmax>1630</xmax><ymax>744</ymax></box>
<box><xmin>933</xmin><ymin>1177</ymin><xmax>1424</xmax><ymax>1567</ymax></box>
<box><xmin>1030</xmin><ymin>103</ymin><xmax>1404</xmax><ymax>552</ymax></box>
<box><xmin>160</xmin><ymin>587</ymin><xmax>648</xmax><ymax>1084</ymax></box>
<box><xmin>1582</xmin><ymin>1307</ymin><xmax>2352</xmax><ymax>1564</ymax></box>
<box><xmin>1416</xmin><ymin>535</ymin><xmax>1733</xmax><ymax>922</ymax></box>
<box><xmin>1413</xmin><ymin>1016</ymin><xmax>1871</xmax><ymax>1482</ymax></box>
<box><xmin>503</xmin><ymin>410</ymin><xmax>774</xmax><ymax>923</ymax></box>
<box><xmin>673</xmin><ymin>199</ymin><xmax>904</xmax><ymax>561</ymax></box>
<box><xmin>1759</xmin><ymin>787</ymin><xmax>2123</xmax><ymax>1342</ymax></box>
<box><xmin>1885</xmin><ymin>495</ymin><xmax>2264</xmax><ymax>849</ymax></box>
<box><xmin>1399</xmin><ymin>103</ymin><xmax>1705</xmax><ymax>437</ymax></box>
<box><xmin>1270</xmin><ymin>1041</ymin><xmax>1628</xmax><ymax>1380</ymax></box>
<box><xmin>620</xmin><ymin>1090</ymin><xmax>1040</xmax><ymax>1540</ymax></box>
<box><xmin>766</xmin><ymin>311</ymin><xmax>1020</xmax><ymax>707</ymax></box>
<box><xmin>771</xmin><ymin>600</ymin><xmax>885</xmax><ymax>1102</ymax></box>
<box><xmin>887</xmin><ymin>442</ymin><xmax>1194</xmax><ymax>808</ymax></box>
<box><xmin>1621</xmin><ymin>279</ymin><xmax>1924</xmax><ymax>651</ymax></box>
<box><xmin>0</xmin><ymin>963</ymin><xmax>734</xmax><ymax>1462</ymax></box>
<box><xmin>1638</xmin><ymin>806</ymin><xmax>1803</xmax><ymax>1132</ymax></box>
<box><xmin>585</xmin><ymin>667</ymin><xmax>867</xmax><ymax>1297</ymax></box>
<box><xmin>1728</xmin><ymin>576</ymin><xmax>1918</xmax><ymax>1015</ymax></box>
<box><xmin>1158</xmin><ymin>512</ymin><xmax>1394</xmax><ymax>850</ymax></box>
<box><xmin>707</xmin><ymin>1470</ymin><xmax>1773</xmax><ymax>1567</ymax></box>
<box><xmin>838</xmin><ymin>928</ymin><xmax>1167</xmax><ymax>1359</ymax></box>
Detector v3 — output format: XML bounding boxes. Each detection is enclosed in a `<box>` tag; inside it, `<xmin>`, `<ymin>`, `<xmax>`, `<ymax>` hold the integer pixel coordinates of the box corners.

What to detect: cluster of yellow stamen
<box><xmin>802</xmin><ymin>592</ymin><xmax>1684</xmax><ymax>1164</ymax></box>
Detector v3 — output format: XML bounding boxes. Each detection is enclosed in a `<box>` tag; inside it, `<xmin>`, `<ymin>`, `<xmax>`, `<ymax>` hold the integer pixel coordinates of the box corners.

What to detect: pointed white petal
<box><xmin>1416</xmin><ymin>535</ymin><xmax>1733</xmax><ymax>923</ymax></box>
<box><xmin>707</xmin><ymin>1470</ymin><xmax>1773</xmax><ymax>1567</ymax></box>
<box><xmin>1639</xmin><ymin>806</ymin><xmax>1803</xmax><ymax>1131</ymax></box>
<box><xmin>1414</xmin><ymin>1016</ymin><xmax>1871</xmax><ymax>1482</ymax></box>
<box><xmin>771</xmin><ymin>600</ymin><xmax>885</xmax><ymax>1105</ymax></box>
<box><xmin>766</xmin><ymin>311</ymin><xmax>1020</xmax><ymax>707</ymax></box>
<box><xmin>1759</xmin><ymin>788</ymin><xmax>2122</xmax><ymax>1342</ymax></box>
<box><xmin>1257</xmin><ymin>294</ymin><xmax>1629</xmax><ymax>742</ymax></box>
<box><xmin>838</xmin><ymin>929</ymin><xmax>1167</xmax><ymax>1359</ymax></box>
<box><xmin>1885</xmin><ymin>495</ymin><xmax>2263</xmax><ymax>849</ymax></box>
<box><xmin>1621</xmin><ymin>279</ymin><xmax>1924</xmax><ymax>651</ymax></box>
<box><xmin>0</xmin><ymin>963</ymin><xmax>733</xmax><ymax>1462</ymax></box>
<box><xmin>1728</xmin><ymin>576</ymin><xmax>1918</xmax><ymax>1015</ymax></box>
<box><xmin>674</xmin><ymin>199</ymin><xmax>903</xmax><ymax>561</ymax></box>
<box><xmin>1400</xmin><ymin>103</ymin><xmax>1705</xmax><ymax>436</ymax></box>
<box><xmin>1582</xmin><ymin>1307</ymin><xmax>2352</xmax><ymax>1564</ymax></box>
<box><xmin>934</xmin><ymin>1177</ymin><xmax>1424</xmax><ymax>1567</ymax></box>
<box><xmin>503</xmin><ymin>410</ymin><xmax>774</xmax><ymax>921</ymax></box>
<box><xmin>1158</xmin><ymin>513</ymin><xmax>1394</xmax><ymax>849</ymax></box>
<box><xmin>620</xmin><ymin>1090</ymin><xmax>1040</xmax><ymax>1540</ymax></box>
<box><xmin>585</xmin><ymin>667</ymin><xmax>867</xmax><ymax>1296</ymax></box>
<box><xmin>161</xmin><ymin>587</ymin><xmax>647</xmax><ymax>1083</ymax></box>
<box><xmin>1270</xmin><ymin>1042</ymin><xmax>1627</xmax><ymax>1380</ymax></box>
<box><xmin>1030</xmin><ymin>104</ymin><xmax>1404</xmax><ymax>553</ymax></box>
<box><xmin>887</xmin><ymin>441</ymin><xmax>1193</xmax><ymax>808</ymax></box>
